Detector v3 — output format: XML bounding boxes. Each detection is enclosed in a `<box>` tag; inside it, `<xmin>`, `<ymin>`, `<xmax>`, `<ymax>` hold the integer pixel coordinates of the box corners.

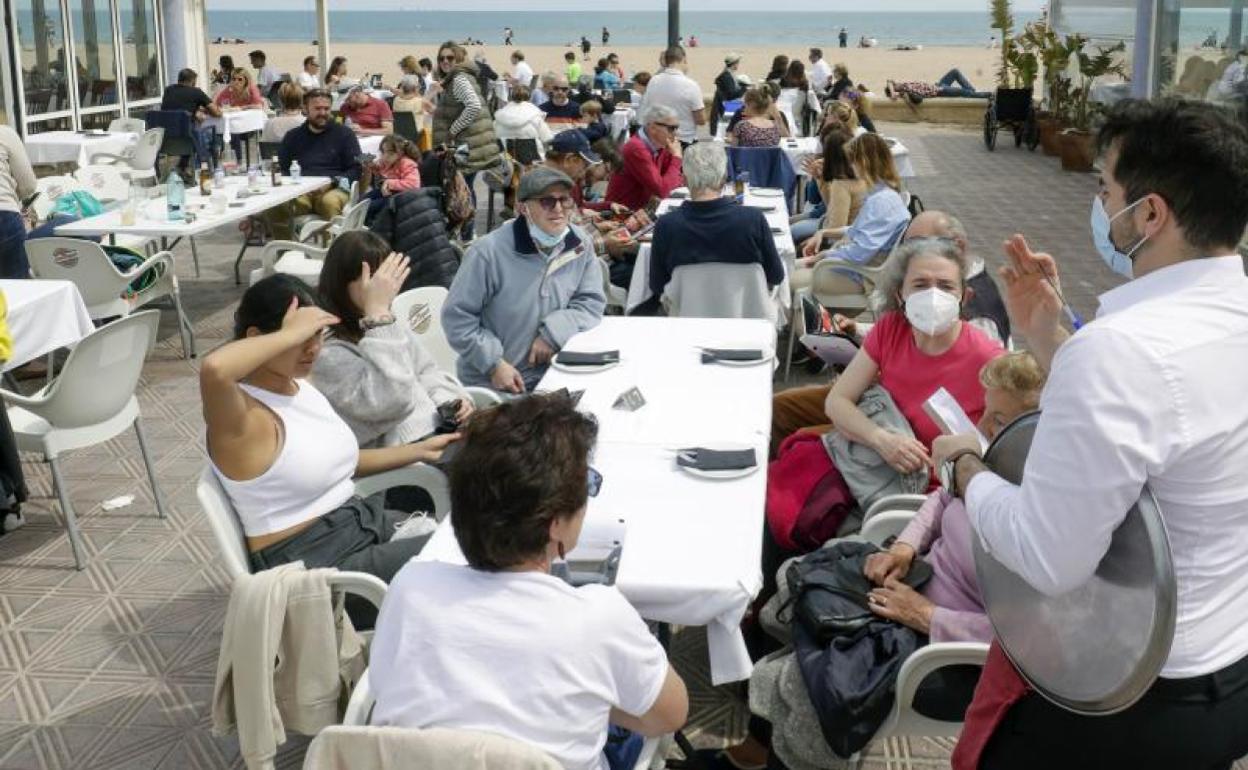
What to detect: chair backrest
<box><xmin>259</xmin><ymin>141</ymin><xmax>282</xmax><ymax>162</ymax></box>
<box><xmin>108</xmin><ymin>116</ymin><xmax>147</xmax><ymax>134</ymax></box>
<box><xmin>338</xmin><ymin>198</ymin><xmax>370</xmax><ymax>233</ymax></box>
<box><xmin>30</xmin><ymin>311</ymin><xmax>158</xmax><ymax>429</ymax></box>
<box><xmin>663</xmin><ymin>263</ymin><xmax>776</xmax><ymax>322</ymax></box>
<box><xmin>144</xmin><ymin>108</ymin><xmax>192</xmax><ymax>140</ymax></box>
<box><xmin>505</xmin><ymin>138</ymin><xmax>541</xmax><ymax>165</ymax></box>
<box><xmin>393</xmin><ymin>111</ymin><xmax>420</xmax><ymax>143</ymax></box>
<box><xmin>304</xmin><ymin>725</ymin><xmax>564</xmax><ymax>770</ymax></box>
<box><xmin>197</xmin><ymin>467</ymin><xmax>252</xmax><ymax>579</ymax></box>
<box><xmin>392</xmin><ymin>286</ymin><xmax>456</xmax><ymax>374</ymax></box>
<box><xmin>32</xmin><ymin>175</ymin><xmax>84</xmax><ymax>220</ymax></box>
<box><xmin>130</xmin><ymin>127</ymin><xmax>165</xmax><ymax>170</ymax></box>
<box><xmin>26</xmin><ymin>237</ymin><xmax>132</xmax><ymax>311</ymax></box>
<box><xmin>73</xmin><ymin>164</ymin><xmax>131</xmax><ymax>203</ymax></box>
<box><xmin>725</xmin><ymin>146</ymin><xmax>797</xmax><ymax>211</ymax></box>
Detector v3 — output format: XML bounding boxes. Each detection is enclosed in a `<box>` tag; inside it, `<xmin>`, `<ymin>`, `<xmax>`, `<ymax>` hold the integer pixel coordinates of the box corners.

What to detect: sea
<box><xmin>204</xmin><ymin>9</ymin><xmax>1234</xmax><ymax>49</ymax></box>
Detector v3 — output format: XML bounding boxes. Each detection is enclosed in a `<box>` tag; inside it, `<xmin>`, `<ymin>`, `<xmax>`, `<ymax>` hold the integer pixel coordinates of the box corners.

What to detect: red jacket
<box><xmin>605</xmin><ymin>134</ymin><xmax>683</xmax><ymax>211</ymax></box>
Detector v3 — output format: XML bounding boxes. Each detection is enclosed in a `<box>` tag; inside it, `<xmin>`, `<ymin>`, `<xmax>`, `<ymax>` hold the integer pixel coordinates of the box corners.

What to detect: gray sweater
<box><xmin>310</xmin><ymin>322</ymin><xmax>468</xmax><ymax>447</ymax></box>
<box><xmin>442</xmin><ymin>217</ymin><xmax>606</xmax><ymax>390</ymax></box>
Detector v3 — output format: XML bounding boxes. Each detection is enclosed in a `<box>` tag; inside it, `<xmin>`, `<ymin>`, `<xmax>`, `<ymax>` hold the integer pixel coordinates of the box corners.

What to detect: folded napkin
<box><xmin>555</xmin><ymin>350</ymin><xmax>620</xmax><ymax>366</ymax></box>
<box><xmin>677</xmin><ymin>447</ymin><xmax>758</xmax><ymax>471</ymax></box>
<box><xmin>701</xmin><ymin>348</ymin><xmax>764</xmax><ymax>364</ymax></box>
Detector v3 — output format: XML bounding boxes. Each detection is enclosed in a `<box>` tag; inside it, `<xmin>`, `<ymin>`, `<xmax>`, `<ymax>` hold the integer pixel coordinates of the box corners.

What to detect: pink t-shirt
<box><xmin>861</xmin><ymin>311</ymin><xmax>1004</xmax><ymax>448</ymax></box>
<box><xmin>342</xmin><ymin>96</ymin><xmax>394</xmax><ymax>130</ymax></box>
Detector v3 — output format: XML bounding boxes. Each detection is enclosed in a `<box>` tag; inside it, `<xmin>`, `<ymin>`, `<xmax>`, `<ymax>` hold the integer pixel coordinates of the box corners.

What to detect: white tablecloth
<box><xmin>775</xmin><ymin>135</ymin><xmax>915</xmax><ymax>179</ymax></box>
<box><xmin>0</xmin><ymin>279</ymin><xmax>93</xmax><ymax>370</ymax></box>
<box><xmin>610</xmin><ymin>108</ymin><xmax>632</xmax><ymax>141</ymax></box>
<box><xmin>626</xmin><ymin>189</ymin><xmax>795</xmax><ymax>325</ymax></box>
<box><xmin>55</xmin><ymin>175</ymin><xmax>332</xmax><ymax>239</ymax></box>
<box><xmin>418</xmin><ymin>316</ymin><xmax>774</xmax><ymax>684</ymax></box>
<box><xmin>202</xmin><ymin>109</ymin><xmax>268</xmax><ymax>143</ymax></box>
<box><xmin>25</xmin><ymin>131</ymin><xmax>138</xmax><ymax>168</ymax></box>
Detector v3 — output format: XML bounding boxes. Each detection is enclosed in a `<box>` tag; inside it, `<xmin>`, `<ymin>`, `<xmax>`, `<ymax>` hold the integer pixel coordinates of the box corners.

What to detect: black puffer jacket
<box><xmin>369</xmin><ymin>189</ymin><xmax>460</xmax><ymax>290</ymax></box>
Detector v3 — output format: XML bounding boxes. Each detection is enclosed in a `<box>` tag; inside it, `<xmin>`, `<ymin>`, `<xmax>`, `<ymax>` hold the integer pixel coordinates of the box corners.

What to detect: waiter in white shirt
<box><xmin>934</xmin><ymin>99</ymin><xmax>1248</xmax><ymax>769</ymax></box>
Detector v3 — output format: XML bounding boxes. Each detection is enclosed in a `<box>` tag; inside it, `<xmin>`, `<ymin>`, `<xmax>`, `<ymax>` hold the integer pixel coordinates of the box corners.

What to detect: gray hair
<box><xmin>640</xmin><ymin>103</ymin><xmax>679</xmax><ymax>127</ymax></box>
<box><xmin>398</xmin><ymin>74</ymin><xmax>421</xmax><ymax>94</ymax></box>
<box><xmin>874</xmin><ymin>237</ymin><xmax>968</xmax><ymax>313</ymax></box>
<box><xmin>681</xmin><ymin>142</ymin><xmax>727</xmax><ymax>193</ymax></box>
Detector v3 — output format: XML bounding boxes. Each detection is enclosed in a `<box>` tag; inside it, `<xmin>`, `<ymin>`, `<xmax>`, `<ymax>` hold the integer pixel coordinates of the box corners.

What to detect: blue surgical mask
<box><xmin>1090</xmin><ymin>196</ymin><xmax>1148</xmax><ymax>279</ymax></box>
<box><xmin>527</xmin><ymin>221</ymin><xmax>569</xmax><ymax>251</ymax></box>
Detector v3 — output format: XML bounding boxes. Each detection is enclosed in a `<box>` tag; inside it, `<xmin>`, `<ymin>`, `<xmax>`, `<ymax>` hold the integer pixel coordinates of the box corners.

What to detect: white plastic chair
<box><xmin>294</xmin><ymin>181</ymin><xmax>361</xmax><ymax>245</ymax></box>
<box><xmin>850</xmin><ymin>497</ymin><xmax>989</xmax><ymax>766</ymax></box>
<box><xmin>32</xmin><ymin>175</ymin><xmax>84</xmax><ymax>221</ymax></box>
<box><xmin>0</xmin><ymin>311</ymin><xmax>168</xmax><ymax>570</ymax></box>
<box><xmin>392</xmin><ymin>286</ymin><xmax>456</xmax><ymax>375</ymax></box>
<box><xmin>298</xmin><ymin>196</ymin><xmax>369</xmax><ymax>245</ymax></box>
<box><xmin>71</xmin><ymin>164</ymin><xmax>130</xmax><ymax>203</ymax></box>
<box><xmin>88</xmin><ymin>127</ymin><xmax>164</xmax><ymax>182</ymax></box>
<box><xmin>340</xmin><ymin>669</ymin><xmax>659</xmax><ymax>770</ymax></box>
<box><xmin>198</xmin><ymin>461</ymin><xmax>451</xmax><ymax>582</ymax></box>
<box><xmin>26</xmin><ymin>237</ymin><xmax>195</xmax><ymax>359</ymax></box>
<box><xmin>661</xmin><ymin>263</ymin><xmax>778</xmax><ymax>322</ymax></box>
<box><xmin>599</xmin><ymin>255</ymin><xmax>628</xmax><ymax>314</ymax></box>
<box><xmin>248</xmin><ymin>239</ymin><xmax>329</xmax><ymax>287</ymax></box>
<box><xmin>107</xmin><ymin>117</ymin><xmax>147</xmax><ymax>134</ymax></box>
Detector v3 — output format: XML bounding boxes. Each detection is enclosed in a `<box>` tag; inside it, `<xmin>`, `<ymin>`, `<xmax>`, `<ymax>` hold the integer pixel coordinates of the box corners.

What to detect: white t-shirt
<box><xmin>371</xmin><ymin>561</ymin><xmax>669</xmax><ymax>770</ymax></box>
<box><xmin>257</xmin><ymin>64</ymin><xmax>281</xmax><ymax>92</ymax></box>
<box><xmin>641</xmin><ymin>68</ymin><xmax>705</xmax><ymax>143</ymax></box>
<box><xmin>810</xmin><ymin>58</ymin><xmax>832</xmax><ymax>92</ymax></box>
<box><xmin>296</xmin><ymin>71</ymin><xmax>320</xmax><ymax>89</ymax></box>
<box><xmin>512</xmin><ymin>60</ymin><xmax>535</xmax><ymax>86</ymax></box>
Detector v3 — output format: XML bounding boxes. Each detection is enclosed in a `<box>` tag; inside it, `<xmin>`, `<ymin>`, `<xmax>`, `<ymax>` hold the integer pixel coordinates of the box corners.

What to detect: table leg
<box><xmin>189</xmin><ymin>237</ymin><xmax>201</xmax><ymax>278</ymax></box>
<box><xmin>233</xmin><ymin>238</ymin><xmax>250</xmax><ymax>285</ymax></box>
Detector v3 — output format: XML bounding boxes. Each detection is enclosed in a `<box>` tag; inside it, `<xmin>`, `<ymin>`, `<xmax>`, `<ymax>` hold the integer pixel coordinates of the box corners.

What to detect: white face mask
<box><xmin>904</xmin><ymin>287</ymin><xmax>962</xmax><ymax>336</ymax></box>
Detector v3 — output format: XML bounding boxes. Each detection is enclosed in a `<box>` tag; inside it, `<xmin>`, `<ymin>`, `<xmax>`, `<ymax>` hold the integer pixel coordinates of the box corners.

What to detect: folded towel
<box><xmin>677</xmin><ymin>447</ymin><xmax>758</xmax><ymax>471</ymax></box>
<box><xmin>555</xmin><ymin>350</ymin><xmax>620</xmax><ymax>366</ymax></box>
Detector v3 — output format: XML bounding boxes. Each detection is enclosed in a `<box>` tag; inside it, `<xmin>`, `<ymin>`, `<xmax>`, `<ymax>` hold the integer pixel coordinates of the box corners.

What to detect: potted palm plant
<box><xmin>1021</xmin><ymin>22</ymin><xmax>1074</xmax><ymax>156</ymax></box>
<box><xmin>1058</xmin><ymin>37</ymin><xmax>1128</xmax><ymax>172</ymax></box>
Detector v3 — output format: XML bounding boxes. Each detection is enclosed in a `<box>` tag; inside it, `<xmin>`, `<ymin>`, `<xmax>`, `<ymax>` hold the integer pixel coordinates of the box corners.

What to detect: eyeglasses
<box><xmin>551</xmin><ymin>86</ymin><xmax>571</xmax><ymax>93</ymax></box>
<box><xmin>655</xmin><ymin>122</ymin><xmax>679</xmax><ymax>132</ymax></box>
<box><xmin>534</xmin><ymin>195</ymin><xmax>576</xmax><ymax>212</ymax></box>
<box><xmin>587</xmin><ymin>467</ymin><xmax>603</xmax><ymax>497</ymax></box>
<box><xmin>438</xmin><ymin>55</ymin><xmax>455</xmax><ymax>62</ymax></box>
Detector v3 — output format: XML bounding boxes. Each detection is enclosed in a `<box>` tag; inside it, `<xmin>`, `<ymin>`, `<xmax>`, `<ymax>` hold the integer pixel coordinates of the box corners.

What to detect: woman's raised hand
<box><xmin>357</xmin><ymin>252</ymin><xmax>411</xmax><ymax>318</ymax></box>
<box><xmin>281</xmin><ymin>297</ymin><xmax>339</xmax><ymax>341</ymax></box>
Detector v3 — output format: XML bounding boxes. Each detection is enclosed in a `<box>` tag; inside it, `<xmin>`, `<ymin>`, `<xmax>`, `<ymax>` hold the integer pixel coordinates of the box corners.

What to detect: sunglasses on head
<box><xmin>534</xmin><ymin>194</ymin><xmax>575</xmax><ymax>212</ymax></box>
<box><xmin>588</xmin><ymin>467</ymin><xmax>603</xmax><ymax>497</ymax></box>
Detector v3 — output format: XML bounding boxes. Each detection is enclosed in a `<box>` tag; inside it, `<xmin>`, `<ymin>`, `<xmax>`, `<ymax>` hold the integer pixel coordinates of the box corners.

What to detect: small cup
<box><xmin>210</xmin><ymin>190</ymin><xmax>228</xmax><ymax>215</ymax></box>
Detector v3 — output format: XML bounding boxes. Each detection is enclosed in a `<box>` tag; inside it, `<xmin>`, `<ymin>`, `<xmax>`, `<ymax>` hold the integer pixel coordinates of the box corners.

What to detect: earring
<box><xmin>556</xmin><ymin>541</ymin><xmax>566</xmax><ymax>560</ymax></box>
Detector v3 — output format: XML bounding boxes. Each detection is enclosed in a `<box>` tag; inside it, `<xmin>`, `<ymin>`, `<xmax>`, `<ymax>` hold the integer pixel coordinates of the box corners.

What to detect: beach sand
<box><xmin>210</xmin><ymin>41</ymin><xmax>1003</xmax><ymax>98</ymax></box>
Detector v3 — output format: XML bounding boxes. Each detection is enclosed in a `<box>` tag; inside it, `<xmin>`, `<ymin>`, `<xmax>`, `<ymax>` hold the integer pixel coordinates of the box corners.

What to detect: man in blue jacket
<box><xmin>443</xmin><ymin>167</ymin><xmax>606</xmax><ymax>394</ymax></box>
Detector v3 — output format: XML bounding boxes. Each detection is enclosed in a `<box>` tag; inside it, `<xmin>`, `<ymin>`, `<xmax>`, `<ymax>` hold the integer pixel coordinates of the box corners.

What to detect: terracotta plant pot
<box><xmin>1058</xmin><ymin>129</ymin><xmax>1096</xmax><ymax>172</ymax></box>
<box><xmin>1037</xmin><ymin>115</ymin><xmax>1063</xmax><ymax>156</ymax></box>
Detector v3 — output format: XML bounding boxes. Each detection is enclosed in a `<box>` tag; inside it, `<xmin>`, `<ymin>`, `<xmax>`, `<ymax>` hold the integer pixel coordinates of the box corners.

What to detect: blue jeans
<box><xmin>603</xmin><ymin>726</ymin><xmax>644</xmax><ymax>770</ymax></box>
<box><xmin>936</xmin><ymin>68</ymin><xmax>990</xmax><ymax>98</ymax></box>
<box><xmin>0</xmin><ymin>211</ymin><xmax>27</xmax><ymax>278</ymax></box>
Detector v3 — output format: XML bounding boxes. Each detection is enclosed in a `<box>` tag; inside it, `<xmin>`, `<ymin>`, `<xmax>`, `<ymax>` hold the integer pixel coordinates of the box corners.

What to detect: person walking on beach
<box><xmin>504</xmin><ymin>26</ymin><xmax>513</xmax><ymax>45</ymax></box>
<box><xmin>602</xmin><ymin>26</ymin><xmax>610</xmax><ymax>45</ymax></box>
<box><xmin>581</xmin><ymin>36</ymin><xmax>592</xmax><ymax>61</ymax></box>
<box><xmin>839</xmin><ymin>27</ymin><xmax>849</xmax><ymax>48</ymax></box>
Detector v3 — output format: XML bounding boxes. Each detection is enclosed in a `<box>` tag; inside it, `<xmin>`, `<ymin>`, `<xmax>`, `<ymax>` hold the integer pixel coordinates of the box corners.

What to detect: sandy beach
<box><xmin>209</xmin><ymin>42</ymin><xmax>1002</xmax><ymax>98</ymax></box>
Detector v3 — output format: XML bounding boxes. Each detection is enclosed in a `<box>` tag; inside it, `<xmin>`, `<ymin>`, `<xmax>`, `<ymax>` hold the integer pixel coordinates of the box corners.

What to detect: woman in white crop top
<box><xmin>201</xmin><ymin>274</ymin><xmax>458</xmax><ymax>590</ymax></box>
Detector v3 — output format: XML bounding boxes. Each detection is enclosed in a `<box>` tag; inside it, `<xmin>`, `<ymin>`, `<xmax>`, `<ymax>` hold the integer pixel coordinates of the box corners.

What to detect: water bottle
<box><xmin>166</xmin><ymin>171</ymin><xmax>185</xmax><ymax>222</ymax></box>
<box><xmin>213</xmin><ymin>165</ymin><xmax>225</xmax><ymax>190</ymax></box>
<box><xmin>221</xmin><ymin>143</ymin><xmax>238</xmax><ymax>175</ymax></box>
<box><xmin>290</xmin><ymin>160</ymin><xmax>302</xmax><ymax>182</ymax></box>
<box><xmin>247</xmin><ymin>164</ymin><xmax>260</xmax><ymax>191</ymax></box>
<box><xmin>338</xmin><ymin>176</ymin><xmax>351</xmax><ymax>194</ymax></box>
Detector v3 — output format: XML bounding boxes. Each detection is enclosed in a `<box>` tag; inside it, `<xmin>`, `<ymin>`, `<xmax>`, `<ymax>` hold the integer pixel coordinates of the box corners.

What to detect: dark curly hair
<box><xmin>450</xmin><ymin>392</ymin><xmax>599</xmax><ymax>570</ymax></box>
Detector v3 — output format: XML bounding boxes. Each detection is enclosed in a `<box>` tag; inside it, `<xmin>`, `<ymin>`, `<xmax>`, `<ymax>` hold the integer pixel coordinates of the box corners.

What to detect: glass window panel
<box><xmin>81</xmin><ymin>108</ymin><xmax>118</xmax><ymax>130</ymax></box>
<box><xmin>15</xmin><ymin>0</ymin><xmax>71</xmax><ymax>116</ymax></box>
<box><xmin>1155</xmin><ymin>0</ymin><xmax>1246</xmax><ymax>100</ymax></box>
<box><xmin>27</xmin><ymin>114</ymin><xmax>73</xmax><ymax>133</ymax></box>
<box><xmin>69</xmin><ymin>0</ymin><xmax>119</xmax><ymax>108</ymax></box>
<box><xmin>118</xmin><ymin>0</ymin><xmax>160</xmax><ymax>101</ymax></box>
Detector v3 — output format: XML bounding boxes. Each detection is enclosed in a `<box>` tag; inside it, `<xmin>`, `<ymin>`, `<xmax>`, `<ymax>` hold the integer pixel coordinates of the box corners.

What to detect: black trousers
<box><xmin>981</xmin><ymin>652</ymin><xmax>1248</xmax><ymax>770</ymax></box>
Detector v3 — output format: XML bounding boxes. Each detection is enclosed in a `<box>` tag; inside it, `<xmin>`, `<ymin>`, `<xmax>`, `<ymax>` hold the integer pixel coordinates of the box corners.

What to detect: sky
<box><xmin>209</xmin><ymin>1</ymin><xmax>1047</xmax><ymax>11</ymax></box>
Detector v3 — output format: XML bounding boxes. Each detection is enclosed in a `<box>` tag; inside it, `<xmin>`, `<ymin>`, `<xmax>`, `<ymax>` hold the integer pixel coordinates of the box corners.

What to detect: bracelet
<box><xmin>359</xmin><ymin>313</ymin><xmax>396</xmax><ymax>331</ymax></box>
<box><xmin>943</xmin><ymin>448</ymin><xmax>982</xmax><ymax>497</ymax></box>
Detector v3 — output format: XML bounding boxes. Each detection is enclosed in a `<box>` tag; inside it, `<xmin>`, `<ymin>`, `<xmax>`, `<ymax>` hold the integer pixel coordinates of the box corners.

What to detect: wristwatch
<box><xmin>359</xmin><ymin>313</ymin><xmax>396</xmax><ymax>331</ymax></box>
<box><xmin>941</xmin><ymin>448</ymin><xmax>981</xmax><ymax>497</ymax></box>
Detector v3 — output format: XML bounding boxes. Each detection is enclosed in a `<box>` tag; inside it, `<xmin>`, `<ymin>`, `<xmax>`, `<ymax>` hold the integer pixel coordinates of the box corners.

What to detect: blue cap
<box><xmin>550</xmin><ymin>130</ymin><xmax>602</xmax><ymax>164</ymax></box>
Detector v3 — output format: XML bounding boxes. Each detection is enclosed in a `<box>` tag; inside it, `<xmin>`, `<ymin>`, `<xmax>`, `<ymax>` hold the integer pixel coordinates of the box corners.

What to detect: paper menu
<box><xmin>800</xmin><ymin>333</ymin><xmax>860</xmax><ymax>368</ymax></box>
<box><xmin>923</xmin><ymin>387</ymin><xmax>990</xmax><ymax>452</ymax></box>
